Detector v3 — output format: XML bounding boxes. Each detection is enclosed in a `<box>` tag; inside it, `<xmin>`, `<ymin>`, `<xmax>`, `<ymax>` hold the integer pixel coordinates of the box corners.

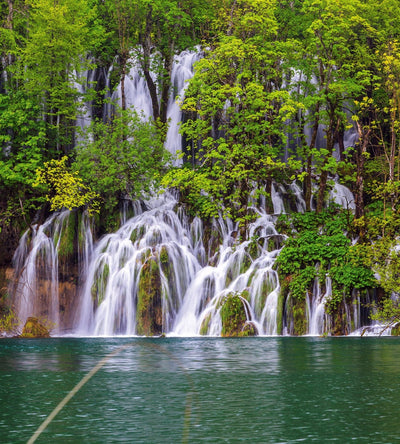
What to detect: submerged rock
<box><xmin>20</xmin><ymin>317</ymin><xmax>50</xmax><ymax>338</ymax></box>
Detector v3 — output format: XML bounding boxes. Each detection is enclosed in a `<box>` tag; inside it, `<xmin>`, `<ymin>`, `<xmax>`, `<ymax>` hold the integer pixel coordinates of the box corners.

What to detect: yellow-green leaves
<box><xmin>34</xmin><ymin>156</ymin><xmax>100</xmax><ymax>215</ymax></box>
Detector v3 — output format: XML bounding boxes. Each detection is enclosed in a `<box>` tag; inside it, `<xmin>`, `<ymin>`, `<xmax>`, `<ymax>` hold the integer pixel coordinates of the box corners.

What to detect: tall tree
<box><xmin>164</xmin><ymin>0</ymin><xmax>300</xmax><ymax>236</ymax></box>
<box><xmin>295</xmin><ymin>0</ymin><xmax>373</xmax><ymax>213</ymax></box>
<box><xmin>21</xmin><ymin>0</ymin><xmax>101</xmax><ymax>153</ymax></box>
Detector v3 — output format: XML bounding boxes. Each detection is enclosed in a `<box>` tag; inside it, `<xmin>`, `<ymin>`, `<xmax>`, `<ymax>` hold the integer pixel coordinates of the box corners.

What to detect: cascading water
<box><xmin>110</xmin><ymin>49</ymin><xmax>200</xmax><ymax>164</ymax></box>
<box><xmin>75</xmin><ymin>193</ymin><xmax>202</xmax><ymax>335</ymax></box>
<box><xmin>8</xmin><ymin>44</ymin><xmax>382</xmax><ymax>337</ymax></box>
<box><xmin>10</xmin><ymin>180</ymin><xmax>380</xmax><ymax>336</ymax></box>
<box><xmin>12</xmin><ymin>211</ymin><xmax>69</xmax><ymax>332</ymax></box>
<box><xmin>75</xmin><ymin>192</ymin><xmax>288</xmax><ymax>336</ymax></box>
<box><xmin>164</xmin><ymin>49</ymin><xmax>201</xmax><ymax>161</ymax></box>
<box><xmin>306</xmin><ymin>275</ymin><xmax>331</xmax><ymax>336</ymax></box>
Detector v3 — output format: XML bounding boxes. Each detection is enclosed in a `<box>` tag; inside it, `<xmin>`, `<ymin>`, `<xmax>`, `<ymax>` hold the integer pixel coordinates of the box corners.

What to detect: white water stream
<box><xmin>9</xmin><ymin>49</ymin><xmax>381</xmax><ymax>337</ymax></box>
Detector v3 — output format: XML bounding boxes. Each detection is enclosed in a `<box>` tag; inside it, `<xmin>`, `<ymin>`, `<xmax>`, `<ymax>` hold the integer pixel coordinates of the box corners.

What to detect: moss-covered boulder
<box><xmin>20</xmin><ymin>317</ymin><xmax>50</xmax><ymax>338</ymax></box>
<box><xmin>220</xmin><ymin>293</ymin><xmax>256</xmax><ymax>337</ymax></box>
<box><xmin>137</xmin><ymin>257</ymin><xmax>163</xmax><ymax>336</ymax></box>
<box><xmin>391</xmin><ymin>323</ymin><xmax>400</xmax><ymax>336</ymax></box>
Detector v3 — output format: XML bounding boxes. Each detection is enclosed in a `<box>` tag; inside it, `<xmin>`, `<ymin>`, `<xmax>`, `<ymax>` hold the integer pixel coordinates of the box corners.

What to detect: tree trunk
<box><xmin>354</xmin><ymin>122</ymin><xmax>371</xmax><ymax>221</ymax></box>
<box><xmin>159</xmin><ymin>48</ymin><xmax>174</xmax><ymax>126</ymax></box>
<box><xmin>120</xmin><ymin>52</ymin><xmax>128</xmax><ymax>111</ymax></box>
<box><xmin>316</xmin><ymin>120</ymin><xmax>334</xmax><ymax>213</ymax></box>
<box><xmin>304</xmin><ymin>107</ymin><xmax>320</xmax><ymax>211</ymax></box>
<box><xmin>142</xmin><ymin>6</ymin><xmax>160</xmax><ymax>121</ymax></box>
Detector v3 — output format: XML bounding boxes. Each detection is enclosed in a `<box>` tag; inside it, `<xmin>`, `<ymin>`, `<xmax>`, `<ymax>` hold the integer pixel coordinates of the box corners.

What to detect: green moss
<box><xmin>200</xmin><ymin>313</ymin><xmax>212</xmax><ymax>335</ymax></box>
<box><xmin>220</xmin><ymin>292</ymin><xmax>255</xmax><ymax>337</ymax></box>
<box><xmin>286</xmin><ymin>294</ymin><xmax>308</xmax><ymax>336</ymax></box>
<box><xmin>247</xmin><ymin>237</ymin><xmax>261</xmax><ymax>260</ymax></box>
<box><xmin>239</xmin><ymin>253</ymin><xmax>252</xmax><ymax>275</ymax></box>
<box><xmin>130</xmin><ymin>225</ymin><xmax>146</xmax><ymax>244</ymax></box>
<box><xmin>253</xmin><ymin>273</ymin><xmax>276</xmax><ymax>318</ymax></box>
<box><xmin>160</xmin><ymin>245</ymin><xmax>169</xmax><ymax>265</ymax></box>
<box><xmin>137</xmin><ymin>257</ymin><xmax>163</xmax><ymax>336</ymax></box>
<box><xmin>91</xmin><ymin>262</ymin><xmax>110</xmax><ymax>306</ymax></box>
<box><xmin>391</xmin><ymin>323</ymin><xmax>400</xmax><ymax>336</ymax></box>
<box><xmin>77</xmin><ymin>212</ymin><xmax>85</xmax><ymax>250</ymax></box>
<box><xmin>57</xmin><ymin>212</ymin><xmax>76</xmax><ymax>261</ymax></box>
<box><xmin>276</xmin><ymin>287</ymin><xmax>286</xmax><ymax>335</ymax></box>
<box><xmin>203</xmin><ymin>225</ymin><xmax>223</xmax><ymax>258</ymax></box>
<box><xmin>20</xmin><ymin>317</ymin><xmax>50</xmax><ymax>338</ymax></box>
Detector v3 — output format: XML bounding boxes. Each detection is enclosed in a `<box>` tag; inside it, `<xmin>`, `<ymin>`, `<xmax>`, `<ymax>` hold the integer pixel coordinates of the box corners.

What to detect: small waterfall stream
<box><xmin>12</xmin><ymin>212</ymin><xmax>70</xmax><ymax>333</ymax></box>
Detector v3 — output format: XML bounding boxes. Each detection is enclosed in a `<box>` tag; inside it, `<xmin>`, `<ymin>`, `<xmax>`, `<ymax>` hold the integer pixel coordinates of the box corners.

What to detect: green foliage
<box><xmin>363</xmin><ymin>237</ymin><xmax>400</xmax><ymax>296</ymax></box>
<box><xmin>166</xmin><ymin>0</ymin><xmax>301</xmax><ymax>232</ymax></box>
<box><xmin>21</xmin><ymin>0</ymin><xmax>100</xmax><ymax>121</ymax></box>
<box><xmin>371</xmin><ymin>297</ymin><xmax>400</xmax><ymax>321</ymax></box>
<box><xmin>74</xmin><ymin>107</ymin><xmax>169</xmax><ymax>212</ymax></box>
<box><xmin>0</xmin><ymin>309</ymin><xmax>20</xmax><ymax>336</ymax></box>
<box><xmin>0</xmin><ymin>91</ymin><xmax>47</xmax><ymax>189</ymax></box>
<box><xmin>34</xmin><ymin>156</ymin><xmax>100</xmax><ymax>214</ymax></box>
<box><xmin>276</xmin><ymin>207</ymin><xmax>376</xmax><ymax>300</ymax></box>
<box><xmin>137</xmin><ymin>257</ymin><xmax>163</xmax><ymax>336</ymax></box>
<box><xmin>220</xmin><ymin>292</ymin><xmax>254</xmax><ymax>337</ymax></box>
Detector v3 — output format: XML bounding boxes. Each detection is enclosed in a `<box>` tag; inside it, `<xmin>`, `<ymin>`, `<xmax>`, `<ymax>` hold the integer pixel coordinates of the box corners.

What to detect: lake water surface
<box><xmin>1</xmin><ymin>337</ymin><xmax>400</xmax><ymax>443</ymax></box>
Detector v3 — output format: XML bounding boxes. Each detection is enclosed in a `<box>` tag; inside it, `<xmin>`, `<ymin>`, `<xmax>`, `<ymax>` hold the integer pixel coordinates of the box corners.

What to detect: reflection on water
<box><xmin>1</xmin><ymin>337</ymin><xmax>400</xmax><ymax>443</ymax></box>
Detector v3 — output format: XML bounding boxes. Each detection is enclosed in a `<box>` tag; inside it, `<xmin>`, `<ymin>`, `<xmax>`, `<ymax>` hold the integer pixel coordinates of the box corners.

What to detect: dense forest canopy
<box><xmin>2</xmin><ymin>0</ymin><xmax>400</xmax><ymax>326</ymax></box>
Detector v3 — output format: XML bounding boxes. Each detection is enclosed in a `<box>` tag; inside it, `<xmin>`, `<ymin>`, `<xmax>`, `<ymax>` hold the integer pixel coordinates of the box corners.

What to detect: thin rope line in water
<box><xmin>27</xmin><ymin>341</ymin><xmax>196</xmax><ymax>444</ymax></box>
<box><xmin>27</xmin><ymin>343</ymin><xmax>132</xmax><ymax>444</ymax></box>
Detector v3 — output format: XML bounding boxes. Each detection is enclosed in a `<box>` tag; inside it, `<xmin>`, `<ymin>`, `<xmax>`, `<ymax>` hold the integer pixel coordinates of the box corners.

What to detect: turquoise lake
<box><xmin>1</xmin><ymin>337</ymin><xmax>400</xmax><ymax>443</ymax></box>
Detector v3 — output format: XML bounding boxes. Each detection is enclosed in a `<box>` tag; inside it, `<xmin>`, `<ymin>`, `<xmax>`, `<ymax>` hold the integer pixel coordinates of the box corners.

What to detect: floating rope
<box><xmin>27</xmin><ymin>340</ymin><xmax>196</xmax><ymax>444</ymax></box>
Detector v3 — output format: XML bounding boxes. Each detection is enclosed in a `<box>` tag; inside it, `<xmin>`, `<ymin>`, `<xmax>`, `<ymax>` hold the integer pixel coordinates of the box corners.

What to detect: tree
<box><xmin>20</xmin><ymin>0</ymin><xmax>102</xmax><ymax>153</ymax></box>
<box><xmin>164</xmin><ymin>0</ymin><xmax>300</xmax><ymax>236</ymax></box>
<box><xmin>74</xmin><ymin>107</ymin><xmax>169</xmax><ymax>212</ymax></box>
<box><xmin>289</xmin><ymin>0</ymin><xmax>374</xmax><ymax>212</ymax></box>
<box><xmin>34</xmin><ymin>156</ymin><xmax>99</xmax><ymax>214</ymax></box>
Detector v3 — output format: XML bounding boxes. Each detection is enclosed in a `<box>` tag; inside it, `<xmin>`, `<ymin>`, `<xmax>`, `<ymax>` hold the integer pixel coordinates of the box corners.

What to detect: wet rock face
<box><xmin>20</xmin><ymin>317</ymin><xmax>50</xmax><ymax>338</ymax></box>
<box><xmin>137</xmin><ymin>257</ymin><xmax>163</xmax><ymax>336</ymax></box>
<box><xmin>0</xmin><ymin>267</ymin><xmax>14</xmax><ymax>308</ymax></box>
<box><xmin>0</xmin><ymin>222</ymin><xmax>20</xmax><ymax>267</ymax></box>
<box><xmin>58</xmin><ymin>266</ymin><xmax>80</xmax><ymax>331</ymax></box>
<box><xmin>220</xmin><ymin>293</ymin><xmax>256</xmax><ymax>337</ymax></box>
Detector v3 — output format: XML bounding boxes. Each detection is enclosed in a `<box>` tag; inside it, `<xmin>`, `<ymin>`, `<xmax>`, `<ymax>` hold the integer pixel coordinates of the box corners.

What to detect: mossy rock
<box><xmin>91</xmin><ymin>262</ymin><xmax>110</xmax><ymax>307</ymax></box>
<box><xmin>200</xmin><ymin>313</ymin><xmax>212</xmax><ymax>335</ymax></box>
<box><xmin>130</xmin><ymin>225</ymin><xmax>146</xmax><ymax>244</ymax></box>
<box><xmin>391</xmin><ymin>323</ymin><xmax>400</xmax><ymax>336</ymax></box>
<box><xmin>330</xmin><ymin>304</ymin><xmax>347</xmax><ymax>336</ymax></box>
<box><xmin>241</xmin><ymin>321</ymin><xmax>258</xmax><ymax>336</ymax></box>
<box><xmin>137</xmin><ymin>257</ymin><xmax>163</xmax><ymax>336</ymax></box>
<box><xmin>159</xmin><ymin>245</ymin><xmax>169</xmax><ymax>265</ymax></box>
<box><xmin>266</xmin><ymin>235</ymin><xmax>285</xmax><ymax>252</ymax></box>
<box><xmin>56</xmin><ymin>212</ymin><xmax>77</xmax><ymax>263</ymax></box>
<box><xmin>203</xmin><ymin>225</ymin><xmax>223</xmax><ymax>259</ymax></box>
<box><xmin>20</xmin><ymin>317</ymin><xmax>50</xmax><ymax>338</ymax></box>
<box><xmin>285</xmin><ymin>294</ymin><xmax>308</xmax><ymax>336</ymax></box>
<box><xmin>220</xmin><ymin>293</ymin><xmax>255</xmax><ymax>337</ymax></box>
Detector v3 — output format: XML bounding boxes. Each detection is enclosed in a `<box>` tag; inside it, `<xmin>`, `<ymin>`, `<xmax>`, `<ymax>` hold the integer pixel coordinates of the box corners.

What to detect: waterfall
<box><xmin>11</xmin><ymin>211</ymin><xmax>70</xmax><ymax>333</ymax></box>
<box><xmin>73</xmin><ymin>198</ymin><xmax>286</xmax><ymax>336</ymax></box>
<box><xmin>306</xmin><ymin>276</ymin><xmax>331</xmax><ymax>336</ymax></box>
<box><xmin>110</xmin><ymin>48</ymin><xmax>200</xmax><ymax>163</ymax></box>
<box><xmin>75</xmin><ymin>193</ymin><xmax>202</xmax><ymax>336</ymax></box>
<box><xmin>171</xmin><ymin>211</ymin><xmax>283</xmax><ymax>336</ymax></box>
<box><xmin>330</xmin><ymin>180</ymin><xmax>355</xmax><ymax>211</ymax></box>
<box><xmin>10</xmin><ymin>182</ymin><xmax>381</xmax><ymax>336</ymax></box>
<box><xmin>9</xmin><ymin>43</ymin><xmax>383</xmax><ymax>336</ymax></box>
